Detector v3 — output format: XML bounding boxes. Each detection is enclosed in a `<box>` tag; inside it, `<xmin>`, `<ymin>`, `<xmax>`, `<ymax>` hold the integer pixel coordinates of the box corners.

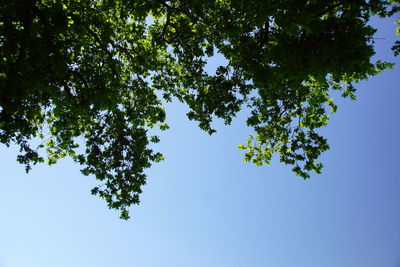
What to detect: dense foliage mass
<box><xmin>0</xmin><ymin>0</ymin><xmax>399</xmax><ymax>218</ymax></box>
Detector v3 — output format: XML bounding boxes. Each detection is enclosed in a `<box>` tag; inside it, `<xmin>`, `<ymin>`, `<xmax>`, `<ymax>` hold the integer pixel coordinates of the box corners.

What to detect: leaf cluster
<box><xmin>0</xmin><ymin>0</ymin><xmax>398</xmax><ymax>218</ymax></box>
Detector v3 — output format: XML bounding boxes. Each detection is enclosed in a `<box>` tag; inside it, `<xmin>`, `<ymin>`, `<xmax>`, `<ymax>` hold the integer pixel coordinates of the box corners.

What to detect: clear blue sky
<box><xmin>0</xmin><ymin>17</ymin><xmax>399</xmax><ymax>267</ymax></box>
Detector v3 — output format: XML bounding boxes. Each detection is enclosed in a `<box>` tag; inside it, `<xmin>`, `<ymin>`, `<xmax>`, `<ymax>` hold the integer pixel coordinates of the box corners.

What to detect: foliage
<box><xmin>0</xmin><ymin>0</ymin><xmax>398</xmax><ymax>218</ymax></box>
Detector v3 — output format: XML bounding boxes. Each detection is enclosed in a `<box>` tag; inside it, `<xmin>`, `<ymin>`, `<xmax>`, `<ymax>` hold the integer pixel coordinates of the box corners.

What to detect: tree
<box><xmin>0</xmin><ymin>0</ymin><xmax>399</xmax><ymax>219</ymax></box>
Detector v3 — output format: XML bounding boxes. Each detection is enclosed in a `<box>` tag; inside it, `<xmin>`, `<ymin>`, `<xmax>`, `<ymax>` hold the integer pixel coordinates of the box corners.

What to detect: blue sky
<box><xmin>0</xmin><ymin>16</ymin><xmax>399</xmax><ymax>267</ymax></box>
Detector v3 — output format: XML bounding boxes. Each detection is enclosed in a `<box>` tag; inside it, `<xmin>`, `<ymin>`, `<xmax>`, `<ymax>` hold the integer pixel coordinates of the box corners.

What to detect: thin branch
<box><xmin>87</xmin><ymin>28</ymin><xmax>119</xmax><ymax>80</ymax></box>
<box><xmin>158</xmin><ymin>9</ymin><xmax>171</xmax><ymax>40</ymax></box>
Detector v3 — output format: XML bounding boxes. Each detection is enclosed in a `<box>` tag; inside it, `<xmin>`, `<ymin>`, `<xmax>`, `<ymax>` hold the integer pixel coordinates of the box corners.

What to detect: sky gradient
<box><xmin>0</xmin><ymin>16</ymin><xmax>399</xmax><ymax>267</ymax></box>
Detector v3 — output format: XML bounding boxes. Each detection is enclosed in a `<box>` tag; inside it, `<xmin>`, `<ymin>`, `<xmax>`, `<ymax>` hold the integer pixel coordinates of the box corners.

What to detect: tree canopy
<box><xmin>1</xmin><ymin>0</ymin><xmax>399</xmax><ymax>218</ymax></box>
